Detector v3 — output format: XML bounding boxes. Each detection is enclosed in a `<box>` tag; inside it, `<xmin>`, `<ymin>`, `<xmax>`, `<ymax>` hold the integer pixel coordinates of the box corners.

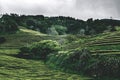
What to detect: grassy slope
<box><xmin>65</xmin><ymin>29</ymin><xmax>120</xmax><ymax>56</ymax></box>
<box><xmin>0</xmin><ymin>28</ymin><xmax>65</xmax><ymax>49</ymax></box>
<box><xmin>0</xmin><ymin>29</ymin><xmax>90</xmax><ymax>80</ymax></box>
<box><xmin>87</xmin><ymin>30</ymin><xmax>120</xmax><ymax>55</ymax></box>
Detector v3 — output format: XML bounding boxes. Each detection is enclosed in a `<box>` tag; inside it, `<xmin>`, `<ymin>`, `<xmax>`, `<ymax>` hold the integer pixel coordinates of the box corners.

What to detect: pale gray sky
<box><xmin>0</xmin><ymin>0</ymin><xmax>120</xmax><ymax>20</ymax></box>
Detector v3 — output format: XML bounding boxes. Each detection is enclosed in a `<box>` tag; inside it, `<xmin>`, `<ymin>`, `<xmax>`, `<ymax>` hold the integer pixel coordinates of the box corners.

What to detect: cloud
<box><xmin>75</xmin><ymin>0</ymin><xmax>119</xmax><ymax>19</ymax></box>
<box><xmin>0</xmin><ymin>0</ymin><xmax>120</xmax><ymax>20</ymax></box>
<box><xmin>114</xmin><ymin>0</ymin><xmax>120</xmax><ymax>14</ymax></box>
<box><xmin>0</xmin><ymin>0</ymin><xmax>73</xmax><ymax>15</ymax></box>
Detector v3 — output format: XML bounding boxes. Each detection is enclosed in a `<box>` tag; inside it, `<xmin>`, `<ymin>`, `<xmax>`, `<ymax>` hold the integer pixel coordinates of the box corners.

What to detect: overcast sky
<box><xmin>0</xmin><ymin>0</ymin><xmax>120</xmax><ymax>20</ymax></box>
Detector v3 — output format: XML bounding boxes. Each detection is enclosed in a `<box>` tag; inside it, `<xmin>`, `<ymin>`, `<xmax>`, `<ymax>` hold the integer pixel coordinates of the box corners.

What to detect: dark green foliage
<box><xmin>18</xmin><ymin>47</ymin><xmax>31</xmax><ymax>59</ymax></box>
<box><xmin>47</xmin><ymin>49</ymin><xmax>91</xmax><ymax>71</ymax></box>
<box><xmin>53</xmin><ymin>25</ymin><xmax>67</xmax><ymax>35</ymax></box>
<box><xmin>30</xmin><ymin>40</ymin><xmax>60</xmax><ymax>59</ymax></box>
<box><xmin>1</xmin><ymin>14</ymin><xmax>119</xmax><ymax>35</ymax></box>
<box><xmin>86</xmin><ymin>55</ymin><xmax>120</xmax><ymax>77</ymax></box>
<box><xmin>66</xmin><ymin>35</ymin><xmax>79</xmax><ymax>42</ymax></box>
<box><xmin>26</xmin><ymin>20</ymin><xmax>36</xmax><ymax>27</ymax></box>
<box><xmin>0</xmin><ymin>14</ymin><xmax>19</xmax><ymax>33</ymax></box>
<box><xmin>18</xmin><ymin>40</ymin><xmax>60</xmax><ymax>60</ymax></box>
<box><xmin>47</xmin><ymin>49</ymin><xmax>120</xmax><ymax>78</ymax></box>
<box><xmin>60</xmin><ymin>49</ymin><xmax>90</xmax><ymax>71</ymax></box>
<box><xmin>22</xmin><ymin>17</ymin><xmax>119</xmax><ymax>35</ymax></box>
<box><xmin>0</xmin><ymin>37</ymin><xmax>6</xmax><ymax>44</ymax></box>
<box><xmin>20</xmin><ymin>47</ymin><xmax>30</xmax><ymax>53</ymax></box>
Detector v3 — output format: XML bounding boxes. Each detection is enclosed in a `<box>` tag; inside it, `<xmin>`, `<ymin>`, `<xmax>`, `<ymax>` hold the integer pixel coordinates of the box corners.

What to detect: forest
<box><xmin>0</xmin><ymin>14</ymin><xmax>120</xmax><ymax>34</ymax></box>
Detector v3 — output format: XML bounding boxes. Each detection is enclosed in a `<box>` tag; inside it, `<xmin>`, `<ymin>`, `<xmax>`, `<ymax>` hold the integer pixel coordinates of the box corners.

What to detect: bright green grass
<box><xmin>88</xmin><ymin>45</ymin><xmax>120</xmax><ymax>51</ymax></box>
<box><xmin>20</xmin><ymin>28</ymin><xmax>46</xmax><ymax>36</ymax></box>
<box><xmin>0</xmin><ymin>28</ymin><xmax>63</xmax><ymax>48</ymax></box>
<box><xmin>63</xmin><ymin>31</ymin><xmax>120</xmax><ymax>50</ymax></box>
<box><xmin>0</xmin><ymin>28</ymin><xmax>90</xmax><ymax>80</ymax></box>
<box><xmin>0</xmin><ymin>49</ymin><xmax>91</xmax><ymax>80</ymax></box>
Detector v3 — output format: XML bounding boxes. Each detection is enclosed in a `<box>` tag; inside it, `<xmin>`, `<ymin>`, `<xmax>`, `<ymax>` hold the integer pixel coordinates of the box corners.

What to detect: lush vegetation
<box><xmin>0</xmin><ymin>14</ymin><xmax>19</xmax><ymax>33</ymax></box>
<box><xmin>0</xmin><ymin>37</ymin><xmax>6</xmax><ymax>44</ymax></box>
<box><xmin>1</xmin><ymin>14</ymin><xmax>120</xmax><ymax>35</ymax></box>
<box><xmin>0</xmin><ymin>14</ymin><xmax>120</xmax><ymax>80</ymax></box>
<box><xmin>0</xmin><ymin>29</ymin><xmax>90</xmax><ymax>80</ymax></box>
<box><xmin>47</xmin><ymin>49</ymin><xmax>120</xmax><ymax>78</ymax></box>
<box><xmin>0</xmin><ymin>49</ymin><xmax>91</xmax><ymax>80</ymax></box>
<box><xmin>18</xmin><ymin>40</ymin><xmax>60</xmax><ymax>60</ymax></box>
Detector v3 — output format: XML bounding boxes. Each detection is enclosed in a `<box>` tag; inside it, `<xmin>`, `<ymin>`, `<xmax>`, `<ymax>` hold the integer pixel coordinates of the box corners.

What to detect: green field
<box><xmin>0</xmin><ymin>27</ymin><xmax>120</xmax><ymax>80</ymax></box>
<box><xmin>0</xmin><ymin>29</ymin><xmax>91</xmax><ymax>80</ymax></box>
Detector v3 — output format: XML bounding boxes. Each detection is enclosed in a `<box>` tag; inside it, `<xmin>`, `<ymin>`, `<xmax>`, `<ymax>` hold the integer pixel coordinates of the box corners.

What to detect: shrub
<box><xmin>47</xmin><ymin>27</ymin><xmax>58</xmax><ymax>35</ymax></box>
<box><xmin>66</xmin><ymin>35</ymin><xmax>79</xmax><ymax>43</ymax></box>
<box><xmin>17</xmin><ymin>47</ymin><xmax>31</xmax><ymax>58</ymax></box>
<box><xmin>0</xmin><ymin>37</ymin><xmax>6</xmax><ymax>44</ymax></box>
<box><xmin>47</xmin><ymin>49</ymin><xmax>120</xmax><ymax>78</ymax></box>
<box><xmin>52</xmin><ymin>25</ymin><xmax>67</xmax><ymax>35</ymax></box>
<box><xmin>20</xmin><ymin>47</ymin><xmax>31</xmax><ymax>53</ymax></box>
<box><xmin>30</xmin><ymin>40</ymin><xmax>60</xmax><ymax>60</ymax></box>
<box><xmin>18</xmin><ymin>40</ymin><xmax>60</xmax><ymax>60</ymax></box>
<box><xmin>85</xmin><ymin>55</ymin><xmax>120</xmax><ymax>77</ymax></box>
<box><xmin>47</xmin><ymin>49</ymin><xmax>91</xmax><ymax>72</ymax></box>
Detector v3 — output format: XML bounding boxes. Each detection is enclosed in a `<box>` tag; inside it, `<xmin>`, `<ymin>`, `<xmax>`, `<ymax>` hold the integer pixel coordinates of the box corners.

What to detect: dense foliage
<box><xmin>86</xmin><ymin>55</ymin><xmax>120</xmax><ymax>77</ymax></box>
<box><xmin>21</xmin><ymin>16</ymin><xmax>120</xmax><ymax>35</ymax></box>
<box><xmin>1</xmin><ymin>14</ymin><xmax>120</xmax><ymax>35</ymax></box>
<box><xmin>1</xmin><ymin>13</ymin><xmax>120</xmax><ymax>79</ymax></box>
<box><xmin>47</xmin><ymin>49</ymin><xmax>120</xmax><ymax>78</ymax></box>
<box><xmin>0</xmin><ymin>14</ymin><xmax>19</xmax><ymax>33</ymax></box>
<box><xmin>18</xmin><ymin>40</ymin><xmax>60</xmax><ymax>60</ymax></box>
<box><xmin>0</xmin><ymin>37</ymin><xmax>6</xmax><ymax>44</ymax></box>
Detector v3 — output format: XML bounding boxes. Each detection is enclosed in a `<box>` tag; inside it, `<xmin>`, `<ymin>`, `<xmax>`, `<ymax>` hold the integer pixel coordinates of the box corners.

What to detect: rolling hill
<box><xmin>0</xmin><ymin>28</ymin><xmax>91</xmax><ymax>80</ymax></box>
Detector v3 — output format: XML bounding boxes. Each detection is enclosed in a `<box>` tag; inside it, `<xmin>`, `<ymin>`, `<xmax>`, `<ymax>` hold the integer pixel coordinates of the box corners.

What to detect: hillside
<box><xmin>86</xmin><ymin>29</ymin><xmax>120</xmax><ymax>56</ymax></box>
<box><xmin>64</xmin><ymin>28</ymin><xmax>120</xmax><ymax>56</ymax></box>
<box><xmin>0</xmin><ymin>27</ymin><xmax>120</xmax><ymax>80</ymax></box>
<box><xmin>0</xmin><ymin>28</ymin><xmax>91</xmax><ymax>80</ymax></box>
<box><xmin>0</xmin><ymin>28</ymin><xmax>65</xmax><ymax>49</ymax></box>
<box><xmin>46</xmin><ymin>29</ymin><xmax>120</xmax><ymax>80</ymax></box>
<box><xmin>1</xmin><ymin>14</ymin><xmax>120</xmax><ymax>35</ymax></box>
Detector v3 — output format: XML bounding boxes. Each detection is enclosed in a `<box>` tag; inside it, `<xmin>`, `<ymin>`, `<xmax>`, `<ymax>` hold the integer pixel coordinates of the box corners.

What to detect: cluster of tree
<box><xmin>18</xmin><ymin>40</ymin><xmax>60</xmax><ymax>60</ymax></box>
<box><xmin>1</xmin><ymin>14</ymin><xmax>120</xmax><ymax>35</ymax></box>
<box><xmin>0</xmin><ymin>14</ymin><xmax>19</xmax><ymax>33</ymax></box>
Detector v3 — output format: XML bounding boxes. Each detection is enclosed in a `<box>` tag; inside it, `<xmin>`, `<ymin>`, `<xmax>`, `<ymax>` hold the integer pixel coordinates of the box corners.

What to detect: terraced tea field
<box><xmin>0</xmin><ymin>49</ymin><xmax>91</xmax><ymax>80</ymax></box>
<box><xmin>0</xmin><ymin>29</ymin><xmax>90</xmax><ymax>80</ymax></box>
<box><xmin>87</xmin><ymin>31</ymin><xmax>120</xmax><ymax>56</ymax></box>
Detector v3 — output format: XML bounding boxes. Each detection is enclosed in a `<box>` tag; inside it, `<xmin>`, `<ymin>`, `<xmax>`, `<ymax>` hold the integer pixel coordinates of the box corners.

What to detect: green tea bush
<box><xmin>18</xmin><ymin>40</ymin><xmax>60</xmax><ymax>60</ymax></box>
<box><xmin>47</xmin><ymin>49</ymin><xmax>91</xmax><ymax>72</ymax></box>
<box><xmin>47</xmin><ymin>49</ymin><xmax>120</xmax><ymax>78</ymax></box>
<box><xmin>18</xmin><ymin>47</ymin><xmax>31</xmax><ymax>58</ymax></box>
<box><xmin>86</xmin><ymin>55</ymin><xmax>120</xmax><ymax>77</ymax></box>
<box><xmin>0</xmin><ymin>37</ymin><xmax>6</xmax><ymax>44</ymax></box>
<box><xmin>66</xmin><ymin>35</ymin><xmax>79</xmax><ymax>43</ymax></box>
<box><xmin>30</xmin><ymin>40</ymin><xmax>60</xmax><ymax>60</ymax></box>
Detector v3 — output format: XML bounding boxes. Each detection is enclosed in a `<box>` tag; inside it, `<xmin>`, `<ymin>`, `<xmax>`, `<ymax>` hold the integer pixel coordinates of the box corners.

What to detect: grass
<box><xmin>0</xmin><ymin>28</ymin><xmax>91</xmax><ymax>80</ymax></box>
<box><xmin>88</xmin><ymin>45</ymin><xmax>120</xmax><ymax>51</ymax></box>
<box><xmin>0</xmin><ymin>28</ymin><xmax>65</xmax><ymax>49</ymax></box>
<box><xmin>0</xmin><ymin>49</ymin><xmax>91</xmax><ymax>80</ymax></box>
<box><xmin>1</xmin><ymin>27</ymin><xmax>120</xmax><ymax>79</ymax></box>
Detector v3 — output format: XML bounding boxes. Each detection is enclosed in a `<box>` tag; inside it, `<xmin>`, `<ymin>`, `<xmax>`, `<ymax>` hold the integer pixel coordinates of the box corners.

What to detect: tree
<box><xmin>18</xmin><ymin>40</ymin><xmax>60</xmax><ymax>60</ymax></box>
<box><xmin>79</xmin><ymin>29</ymin><xmax>85</xmax><ymax>36</ymax></box>
<box><xmin>0</xmin><ymin>14</ymin><xmax>18</xmax><ymax>33</ymax></box>
<box><xmin>52</xmin><ymin>25</ymin><xmax>67</xmax><ymax>35</ymax></box>
<box><xmin>47</xmin><ymin>27</ymin><xmax>58</xmax><ymax>35</ymax></box>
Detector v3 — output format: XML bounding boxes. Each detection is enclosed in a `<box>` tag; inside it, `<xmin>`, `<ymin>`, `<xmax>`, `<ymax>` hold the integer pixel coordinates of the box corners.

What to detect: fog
<box><xmin>0</xmin><ymin>0</ymin><xmax>120</xmax><ymax>20</ymax></box>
